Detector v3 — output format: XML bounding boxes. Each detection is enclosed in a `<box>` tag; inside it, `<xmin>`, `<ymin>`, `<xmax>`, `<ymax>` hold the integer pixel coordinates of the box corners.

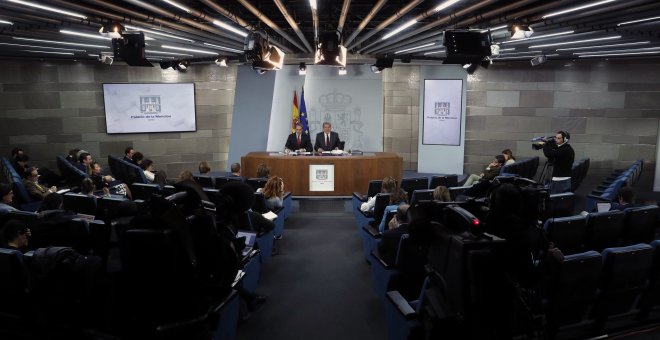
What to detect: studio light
<box><xmin>215</xmin><ymin>58</ymin><xmax>228</xmax><ymax>67</ymax></box>
<box><xmin>315</xmin><ymin>31</ymin><xmax>347</xmax><ymax>67</ymax></box>
<box><xmin>244</xmin><ymin>31</ymin><xmax>285</xmax><ymax>73</ymax></box>
<box><xmin>99</xmin><ymin>22</ymin><xmax>124</xmax><ymax>39</ymax></box>
<box><xmin>338</xmin><ymin>67</ymin><xmax>347</xmax><ymax>75</ymax></box>
<box><xmin>370</xmin><ymin>57</ymin><xmax>393</xmax><ymax>73</ymax></box>
<box><xmin>177</xmin><ymin>61</ymin><xmax>188</xmax><ymax>70</ymax></box>
<box><xmin>490</xmin><ymin>44</ymin><xmax>501</xmax><ymax>56</ymax></box>
<box><xmin>510</xmin><ymin>24</ymin><xmax>533</xmax><ymax>40</ymax></box>
<box><xmin>299</xmin><ymin>62</ymin><xmax>307</xmax><ymax>75</ymax></box>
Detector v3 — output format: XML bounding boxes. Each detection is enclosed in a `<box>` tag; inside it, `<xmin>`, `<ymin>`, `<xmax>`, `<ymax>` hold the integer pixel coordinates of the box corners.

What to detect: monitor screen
<box><xmin>103</xmin><ymin>83</ymin><xmax>196</xmax><ymax>134</ymax></box>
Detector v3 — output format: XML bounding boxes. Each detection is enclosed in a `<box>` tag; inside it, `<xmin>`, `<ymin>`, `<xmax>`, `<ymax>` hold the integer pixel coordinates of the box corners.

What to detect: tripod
<box><xmin>537</xmin><ymin>160</ymin><xmax>553</xmax><ymax>185</ymax></box>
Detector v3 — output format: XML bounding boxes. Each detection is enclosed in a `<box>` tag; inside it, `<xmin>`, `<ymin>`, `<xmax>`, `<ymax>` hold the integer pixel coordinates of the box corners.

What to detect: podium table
<box><xmin>241</xmin><ymin>152</ymin><xmax>403</xmax><ymax>196</ymax></box>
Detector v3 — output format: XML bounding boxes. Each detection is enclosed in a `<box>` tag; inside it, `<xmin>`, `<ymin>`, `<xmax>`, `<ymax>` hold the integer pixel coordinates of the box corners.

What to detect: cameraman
<box><xmin>539</xmin><ymin>131</ymin><xmax>574</xmax><ymax>194</ymax></box>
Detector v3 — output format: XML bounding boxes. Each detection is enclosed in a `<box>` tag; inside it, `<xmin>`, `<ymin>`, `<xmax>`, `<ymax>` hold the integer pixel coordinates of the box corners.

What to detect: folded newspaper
<box><xmin>262</xmin><ymin>211</ymin><xmax>278</xmax><ymax>221</ymax></box>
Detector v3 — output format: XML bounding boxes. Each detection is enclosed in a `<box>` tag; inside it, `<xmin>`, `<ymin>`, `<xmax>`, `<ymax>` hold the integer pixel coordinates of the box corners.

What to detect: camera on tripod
<box><xmin>531</xmin><ymin>136</ymin><xmax>554</xmax><ymax>150</ymax></box>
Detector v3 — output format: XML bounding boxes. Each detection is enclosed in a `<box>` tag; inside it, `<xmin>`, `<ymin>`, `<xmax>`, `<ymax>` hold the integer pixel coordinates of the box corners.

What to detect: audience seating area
<box><xmin>500</xmin><ymin>156</ymin><xmax>540</xmax><ymax>179</ymax></box>
<box><xmin>586</xmin><ymin>159</ymin><xmax>643</xmax><ymax>212</ymax></box>
<box><xmin>0</xmin><ymin>157</ymin><xmax>40</xmax><ymax>211</ymax></box>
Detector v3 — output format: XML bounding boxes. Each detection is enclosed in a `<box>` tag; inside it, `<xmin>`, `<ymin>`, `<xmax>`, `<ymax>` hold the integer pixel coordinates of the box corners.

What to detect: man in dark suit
<box><xmin>314</xmin><ymin>121</ymin><xmax>341</xmax><ymax>152</ymax></box>
<box><xmin>285</xmin><ymin>124</ymin><xmax>313</xmax><ymax>152</ymax></box>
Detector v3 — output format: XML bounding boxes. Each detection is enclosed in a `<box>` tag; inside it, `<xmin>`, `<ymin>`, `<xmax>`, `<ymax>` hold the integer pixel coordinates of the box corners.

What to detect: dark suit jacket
<box><xmin>314</xmin><ymin>131</ymin><xmax>341</xmax><ymax>151</ymax></box>
<box><xmin>285</xmin><ymin>132</ymin><xmax>313</xmax><ymax>152</ymax></box>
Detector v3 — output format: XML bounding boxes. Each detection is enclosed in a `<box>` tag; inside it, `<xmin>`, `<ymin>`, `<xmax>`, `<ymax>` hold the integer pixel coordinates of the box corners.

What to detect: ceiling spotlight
<box><xmin>177</xmin><ymin>61</ymin><xmax>188</xmax><ymax>70</ymax></box>
<box><xmin>215</xmin><ymin>58</ymin><xmax>228</xmax><ymax>67</ymax></box>
<box><xmin>315</xmin><ymin>31</ymin><xmax>347</xmax><ymax>67</ymax></box>
<box><xmin>490</xmin><ymin>44</ymin><xmax>501</xmax><ymax>56</ymax></box>
<box><xmin>99</xmin><ymin>22</ymin><xmax>125</xmax><ymax>39</ymax></box>
<box><xmin>509</xmin><ymin>24</ymin><xmax>533</xmax><ymax>40</ymax></box>
<box><xmin>299</xmin><ymin>62</ymin><xmax>307</xmax><ymax>75</ymax></box>
<box><xmin>98</xmin><ymin>53</ymin><xmax>113</xmax><ymax>65</ymax></box>
<box><xmin>338</xmin><ymin>67</ymin><xmax>347</xmax><ymax>75</ymax></box>
<box><xmin>462</xmin><ymin>63</ymin><xmax>472</xmax><ymax>69</ymax></box>
<box><xmin>245</xmin><ymin>31</ymin><xmax>285</xmax><ymax>73</ymax></box>
<box><xmin>370</xmin><ymin>57</ymin><xmax>393</xmax><ymax>73</ymax></box>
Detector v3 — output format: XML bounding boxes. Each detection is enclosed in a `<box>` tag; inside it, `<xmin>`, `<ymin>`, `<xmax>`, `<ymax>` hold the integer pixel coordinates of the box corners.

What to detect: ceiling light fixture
<box><xmin>7</xmin><ymin>0</ymin><xmax>87</xmax><ymax>19</ymax></box>
<box><xmin>202</xmin><ymin>43</ymin><xmax>243</xmax><ymax>53</ymax></box>
<box><xmin>21</xmin><ymin>50</ymin><xmax>74</xmax><ymax>55</ymax></box>
<box><xmin>299</xmin><ymin>62</ymin><xmax>307</xmax><ymax>75</ymax></box>
<box><xmin>212</xmin><ymin>20</ymin><xmax>248</xmax><ymax>38</ymax></box>
<box><xmin>0</xmin><ymin>20</ymin><xmax>13</xmax><ymax>25</ymax></box>
<box><xmin>509</xmin><ymin>24</ymin><xmax>533</xmax><ymax>39</ymax></box>
<box><xmin>338</xmin><ymin>67</ymin><xmax>347</xmax><ymax>75</ymax></box>
<box><xmin>315</xmin><ymin>31</ymin><xmax>347</xmax><ymax>67</ymax></box>
<box><xmin>382</xmin><ymin>19</ymin><xmax>417</xmax><ymax>40</ymax></box>
<box><xmin>434</xmin><ymin>0</ymin><xmax>462</xmax><ymax>12</ymax></box>
<box><xmin>161</xmin><ymin>45</ymin><xmax>218</xmax><ymax>55</ymax></box>
<box><xmin>529</xmin><ymin>35</ymin><xmax>621</xmax><ymax>49</ymax></box>
<box><xmin>98</xmin><ymin>53</ymin><xmax>113</xmax><ymax>65</ymax></box>
<box><xmin>578</xmin><ymin>51</ymin><xmax>660</xmax><ymax>58</ymax></box>
<box><xmin>125</xmin><ymin>25</ymin><xmax>194</xmax><ymax>42</ymax></box>
<box><xmin>573</xmin><ymin>47</ymin><xmax>660</xmax><ymax>55</ymax></box>
<box><xmin>13</xmin><ymin>37</ymin><xmax>110</xmax><ymax>48</ymax></box>
<box><xmin>245</xmin><ymin>31</ymin><xmax>285</xmax><ymax>73</ymax></box>
<box><xmin>424</xmin><ymin>50</ymin><xmax>446</xmax><ymax>55</ymax></box>
<box><xmin>617</xmin><ymin>16</ymin><xmax>660</xmax><ymax>26</ymax></box>
<box><xmin>215</xmin><ymin>58</ymin><xmax>228</xmax><ymax>67</ymax></box>
<box><xmin>395</xmin><ymin>42</ymin><xmax>435</xmax><ymax>54</ymax></box>
<box><xmin>144</xmin><ymin>49</ymin><xmax>193</xmax><ymax>56</ymax></box>
<box><xmin>480</xmin><ymin>25</ymin><xmax>508</xmax><ymax>33</ymax></box>
<box><xmin>162</xmin><ymin>0</ymin><xmax>191</xmax><ymax>13</ymax></box>
<box><xmin>542</xmin><ymin>0</ymin><xmax>616</xmax><ymax>19</ymax></box>
<box><xmin>500</xmin><ymin>48</ymin><xmax>515</xmax><ymax>52</ymax></box>
<box><xmin>61</xmin><ymin>29</ymin><xmax>111</xmax><ymax>40</ymax></box>
<box><xmin>502</xmin><ymin>30</ymin><xmax>574</xmax><ymax>44</ymax></box>
<box><xmin>556</xmin><ymin>41</ymin><xmax>650</xmax><ymax>51</ymax></box>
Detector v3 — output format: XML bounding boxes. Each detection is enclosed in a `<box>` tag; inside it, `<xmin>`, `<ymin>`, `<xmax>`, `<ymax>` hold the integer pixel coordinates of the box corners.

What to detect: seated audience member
<box><xmin>66</xmin><ymin>148</ymin><xmax>81</xmax><ymax>165</ymax></box>
<box><xmin>256</xmin><ymin>163</ymin><xmax>270</xmax><ymax>178</ymax></box>
<box><xmin>378</xmin><ymin>205</ymin><xmax>411</xmax><ymax>265</ymax></box>
<box><xmin>0</xmin><ymin>183</ymin><xmax>18</xmax><ymax>214</ymax></box>
<box><xmin>360</xmin><ymin>176</ymin><xmax>407</xmax><ymax>213</ymax></box>
<box><xmin>230</xmin><ymin>163</ymin><xmax>242</xmax><ymax>178</ymax></box>
<box><xmin>140</xmin><ymin>159</ymin><xmax>156</xmax><ymax>183</ymax></box>
<box><xmin>388</xmin><ymin>203</ymin><xmax>410</xmax><ymax>230</ymax></box>
<box><xmin>12</xmin><ymin>153</ymin><xmax>29</xmax><ymax>176</ymax></box>
<box><xmin>502</xmin><ymin>149</ymin><xmax>516</xmax><ymax>165</ymax></box>
<box><xmin>123</xmin><ymin>146</ymin><xmax>135</xmax><ymax>163</ymax></box>
<box><xmin>132</xmin><ymin>151</ymin><xmax>144</xmax><ymax>166</ymax></box>
<box><xmin>262</xmin><ymin>176</ymin><xmax>284</xmax><ymax>211</ymax></box>
<box><xmin>464</xmin><ymin>155</ymin><xmax>506</xmax><ymax>187</ymax></box>
<box><xmin>81</xmin><ymin>177</ymin><xmax>109</xmax><ymax>198</ymax></box>
<box><xmin>198</xmin><ymin>161</ymin><xmax>211</xmax><ymax>174</ymax></box>
<box><xmin>177</xmin><ymin>170</ymin><xmax>194</xmax><ymax>183</ymax></box>
<box><xmin>90</xmin><ymin>161</ymin><xmax>131</xmax><ymax>198</ymax></box>
<box><xmin>377</xmin><ymin>186</ymin><xmax>409</xmax><ymax>232</ymax></box>
<box><xmin>433</xmin><ymin>185</ymin><xmax>451</xmax><ymax>202</ymax></box>
<box><xmin>1</xmin><ymin>220</ymin><xmax>30</xmax><ymax>252</ymax></box>
<box><xmin>77</xmin><ymin>152</ymin><xmax>93</xmax><ymax>173</ymax></box>
<box><xmin>10</xmin><ymin>147</ymin><xmax>24</xmax><ymax>161</ymax></box>
<box><xmin>610</xmin><ymin>187</ymin><xmax>643</xmax><ymax>211</ymax></box>
<box><xmin>23</xmin><ymin>166</ymin><xmax>57</xmax><ymax>201</ymax></box>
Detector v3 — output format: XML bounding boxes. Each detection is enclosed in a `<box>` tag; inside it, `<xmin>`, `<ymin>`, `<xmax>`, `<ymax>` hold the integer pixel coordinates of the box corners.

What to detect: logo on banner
<box><xmin>434</xmin><ymin>101</ymin><xmax>450</xmax><ymax>116</ymax></box>
<box><xmin>315</xmin><ymin>169</ymin><xmax>328</xmax><ymax>180</ymax></box>
<box><xmin>140</xmin><ymin>96</ymin><xmax>161</xmax><ymax>114</ymax></box>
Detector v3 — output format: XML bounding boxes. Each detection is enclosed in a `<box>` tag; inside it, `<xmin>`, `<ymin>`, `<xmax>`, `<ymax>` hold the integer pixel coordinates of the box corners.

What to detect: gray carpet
<box><xmin>237</xmin><ymin>210</ymin><xmax>387</xmax><ymax>340</ymax></box>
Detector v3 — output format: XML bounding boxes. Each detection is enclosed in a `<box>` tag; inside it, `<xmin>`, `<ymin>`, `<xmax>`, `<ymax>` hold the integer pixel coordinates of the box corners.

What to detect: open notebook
<box><xmin>237</xmin><ymin>231</ymin><xmax>257</xmax><ymax>257</ymax></box>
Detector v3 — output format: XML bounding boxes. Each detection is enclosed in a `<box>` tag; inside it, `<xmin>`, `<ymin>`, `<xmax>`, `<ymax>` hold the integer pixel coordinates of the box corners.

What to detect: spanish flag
<box><xmin>291</xmin><ymin>90</ymin><xmax>299</xmax><ymax>133</ymax></box>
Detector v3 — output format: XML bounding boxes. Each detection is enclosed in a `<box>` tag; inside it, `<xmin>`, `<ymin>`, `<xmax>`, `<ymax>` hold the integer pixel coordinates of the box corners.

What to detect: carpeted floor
<box><xmin>237</xmin><ymin>209</ymin><xmax>387</xmax><ymax>340</ymax></box>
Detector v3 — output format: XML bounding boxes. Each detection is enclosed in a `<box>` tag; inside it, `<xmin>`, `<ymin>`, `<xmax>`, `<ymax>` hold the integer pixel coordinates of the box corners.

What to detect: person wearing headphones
<box><xmin>539</xmin><ymin>131</ymin><xmax>575</xmax><ymax>194</ymax></box>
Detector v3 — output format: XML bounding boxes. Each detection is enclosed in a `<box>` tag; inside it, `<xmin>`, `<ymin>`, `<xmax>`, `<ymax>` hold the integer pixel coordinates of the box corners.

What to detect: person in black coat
<box><xmin>314</xmin><ymin>122</ymin><xmax>341</xmax><ymax>152</ymax></box>
<box><xmin>285</xmin><ymin>124</ymin><xmax>313</xmax><ymax>152</ymax></box>
<box><xmin>541</xmin><ymin>131</ymin><xmax>575</xmax><ymax>194</ymax></box>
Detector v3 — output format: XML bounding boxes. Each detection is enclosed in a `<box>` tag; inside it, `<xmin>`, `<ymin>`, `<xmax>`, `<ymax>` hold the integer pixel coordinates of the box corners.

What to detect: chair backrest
<box><xmin>97</xmin><ymin>196</ymin><xmax>129</xmax><ymax>220</ymax></box>
<box><xmin>621</xmin><ymin>205</ymin><xmax>659</xmax><ymax>246</ymax></box>
<box><xmin>56</xmin><ymin>155</ymin><xmax>88</xmax><ymax>188</ymax></box>
<box><xmin>63</xmin><ymin>192</ymin><xmax>97</xmax><ymax>215</ymax></box>
<box><xmin>107</xmin><ymin>155</ymin><xmax>126</xmax><ymax>182</ymax></box>
<box><xmin>246</xmin><ymin>178</ymin><xmax>267</xmax><ymax>192</ymax></box>
<box><xmin>0</xmin><ymin>248</ymin><xmax>29</xmax><ymax>315</ymax></box>
<box><xmin>546</xmin><ymin>250</ymin><xmax>602</xmax><ymax>329</ymax></box>
<box><xmin>543</xmin><ymin>215</ymin><xmax>588</xmax><ymax>255</ymax></box>
<box><xmin>599</xmin><ymin>244</ymin><xmax>655</xmax><ymax>318</ymax></box>
<box><xmin>193</xmin><ymin>175</ymin><xmax>214</xmax><ymax>188</ymax></box>
<box><xmin>585</xmin><ymin>210</ymin><xmax>625</xmax><ymax>252</ymax></box>
<box><xmin>547</xmin><ymin>192</ymin><xmax>576</xmax><ymax>219</ymax></box>
<box><xmin>373</xmin><ymin>193</ymin><xmax>392</xmax><ymax>226</ymax></box>
<box><xmin>449</xmin><ymin>186</ymin><xmax>471</xmax><ymax>201</ymax></box>
<box><xmin>215</xmin><ymin>176</ymin><xmax>242</xmax><ymax>189</ymax></box>
<box><xmin>400</xmin><ymin>177</ymin><xmax>428</xmax><ymax>201</ymax></box>
<box><xmin>367</xmin><ymin>180</ymin><xmax>383</xmax><ymax>198</ymax></box>
<box><xmin>429</xmin><ymin>175</ymin><xmax>458</xmax><ymax>189</ymax></box>
<box><xmin>130</xmin><ymin>183</ymin><xmax>161</xmax><ymax>201</ymax></box>
<box><xmin>410</xmin><ymin>189</ymin><xmax>434</xmax><ymax>205</ymax></box>
<box><xmin>252</xmin><ymin>192</ymin><xmax>268</xmax><ymax>214</ymax></box>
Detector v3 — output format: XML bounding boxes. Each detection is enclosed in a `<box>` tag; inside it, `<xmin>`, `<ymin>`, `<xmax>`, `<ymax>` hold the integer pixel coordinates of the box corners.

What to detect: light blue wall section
<box><xmin>418</xmin><ymin>65</ymin><xmax>467</xmax><ymax>174</ymax></box>
<box><xmin>228</xmin><ymin>66</ymin><xmax>276</xmax><ymax>170</ymax></box>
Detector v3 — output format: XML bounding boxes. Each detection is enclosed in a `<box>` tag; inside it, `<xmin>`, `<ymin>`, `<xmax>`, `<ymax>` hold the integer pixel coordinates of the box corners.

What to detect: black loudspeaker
<box><xmin>112</xmin><ymin>32</ymin><xmax>153</xmax><ymax>67</ymax></box>
<box><xmin>442</xmin><ymin>30</ymin><xmax>492</xmax><ymax>65</ymax></box>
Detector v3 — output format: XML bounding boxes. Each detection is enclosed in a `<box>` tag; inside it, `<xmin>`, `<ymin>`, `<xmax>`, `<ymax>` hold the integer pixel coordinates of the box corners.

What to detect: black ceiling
<box><xmin>0</xmin><ymin>0</ymin><xmax>659</xmax><ymax>65</ymax></box>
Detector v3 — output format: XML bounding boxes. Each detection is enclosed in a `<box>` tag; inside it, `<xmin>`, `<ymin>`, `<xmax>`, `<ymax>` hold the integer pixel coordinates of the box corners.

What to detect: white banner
<box><xmin>422</xmin><ymin>79</ymin><xmax>463</xmax><ymax>146</ymax></box>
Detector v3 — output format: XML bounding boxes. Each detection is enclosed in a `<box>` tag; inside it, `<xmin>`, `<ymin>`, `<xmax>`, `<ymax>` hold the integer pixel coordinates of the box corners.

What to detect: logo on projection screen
<box><xmin>140</xmin><ymin>96</ymin><xmax>162</xmax><ymax>114</ymax></box>
<box><xmin>434</xmin><ymin>102</ymin><xmax>450</xmax><ymax>116</ymax></box>
<box><xmin>315</xmin><ymin>169</ymin><xmax>328</xmax><ymax>180</ymax></box>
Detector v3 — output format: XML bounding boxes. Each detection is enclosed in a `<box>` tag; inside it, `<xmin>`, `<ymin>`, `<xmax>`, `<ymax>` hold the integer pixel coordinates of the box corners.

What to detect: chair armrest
<box><xmin>352</xmin><ymin>192</ymin><xmax>366</xmax><ymax>202</ymax></box>
<box><xmin>363</xmin><ymin>224</ymin><xmax>382</xmax><ymax>238</ymax></box>
<box><xmin>386</xmin><ymin>291</ymin><xmax>417</xmax><ymax>320</ymax></box>
<box><xmin>360</xmin><ymin>209</ymin><xmax>373</xmax><ymax>218</ymax></box>
<box><xmin>371</xmin><ymin>249</ymin><xmax>391</xmax><ymax>269</ymax></box>
<box><xmin>242</xmin><ymin>249</ymin><xmax>261</xmax><ymax>263</ymax></box>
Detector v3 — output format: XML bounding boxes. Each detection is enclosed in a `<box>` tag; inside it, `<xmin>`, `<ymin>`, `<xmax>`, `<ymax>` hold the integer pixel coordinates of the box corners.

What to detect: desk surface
<box><xmin>241</xmin><ymin>152</ymin><xmax>403</xmax><ymax>196</ymax></box>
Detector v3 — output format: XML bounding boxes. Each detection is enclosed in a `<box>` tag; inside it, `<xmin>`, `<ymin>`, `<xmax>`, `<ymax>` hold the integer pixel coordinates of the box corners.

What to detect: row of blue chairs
<box><xmin>107</xmin><ymin>155</ymin><xmax>149</xmax><ymax>185</ymax></box>
<box><xmin>571</xmin><ymin>157</ymin><xmax>590</xmax><ymax>192</ymax></box>
<box><xmin>544</xmin><ymin>205</ymin><xmax>659</xmax><ymax>255</ymax></box>
<box><xmin>586</xmin><ymin>159</ymin><xmax>643</xmax><ymax>212</ymax></box>
<box><xmin>500</xmin><ymin>156</ymin><xmax>540</xmax><ymax>179</ymax></box>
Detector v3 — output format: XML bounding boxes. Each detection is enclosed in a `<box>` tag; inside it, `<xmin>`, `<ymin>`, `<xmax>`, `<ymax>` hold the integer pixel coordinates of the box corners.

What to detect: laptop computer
<box><xmin>236</xmin><ymin>231</ymin><xmax>257</xmax><ymax>257</ymax></box>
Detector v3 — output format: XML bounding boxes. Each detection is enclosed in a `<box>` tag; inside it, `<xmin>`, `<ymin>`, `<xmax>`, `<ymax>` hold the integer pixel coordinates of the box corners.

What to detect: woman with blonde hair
<box><xmin>262</xmin><ymin>176</ymin><xmax>284</xmax><ymax>210</ymax></box>
<box><xmin>198</xmin><ymin>161</ymin><xmax>211</xmax><ymax>174</ymax></box>
<box><xmin>433</xmin><ymin>185</ymin><xmax>451</xmax><ymax>202</ymax></box>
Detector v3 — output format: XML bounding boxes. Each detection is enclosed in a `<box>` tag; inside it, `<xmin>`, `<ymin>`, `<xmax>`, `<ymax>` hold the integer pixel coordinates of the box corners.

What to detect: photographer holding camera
<box><xmin>538</xmin><ymin>131</ymin><xmax>574</xmax><ymax>194</ymax></box>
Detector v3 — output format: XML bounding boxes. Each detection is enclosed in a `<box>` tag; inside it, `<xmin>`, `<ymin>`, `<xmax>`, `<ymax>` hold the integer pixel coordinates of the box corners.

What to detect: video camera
<box><xmin>531</xmin><ymin>136</ymin><xmax>554</xmax><ymax>150</ymax></box>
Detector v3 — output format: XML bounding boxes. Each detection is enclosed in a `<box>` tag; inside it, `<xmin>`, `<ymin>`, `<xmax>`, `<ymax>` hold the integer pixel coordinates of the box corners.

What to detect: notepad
<box><xmin>262</xmin><ymin>211</ymin><xmax>277</xmax><ymax>221</ymax></box>
<box><xmin>237</xmin><ymin>231</ymin><xmax>257</xmax><ymax>256</ymax></box>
